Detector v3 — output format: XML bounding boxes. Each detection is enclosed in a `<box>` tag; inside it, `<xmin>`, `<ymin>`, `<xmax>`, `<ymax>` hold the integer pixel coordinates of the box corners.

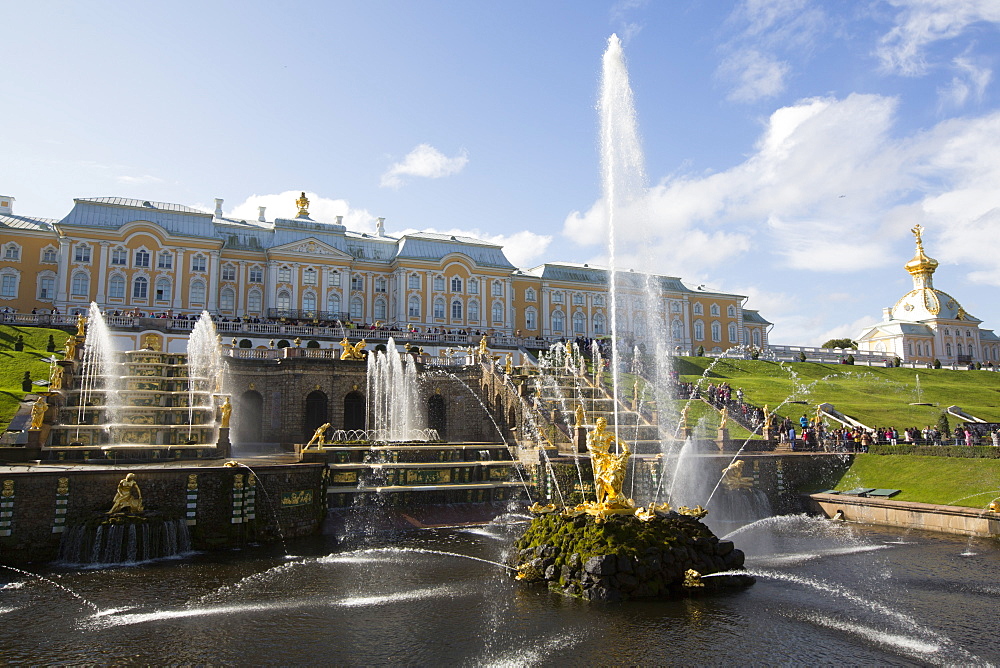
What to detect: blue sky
<box><xmin>4</xmin><ymin>1</ymin><xmax>1000</xmax><ymax>345</ymax></box>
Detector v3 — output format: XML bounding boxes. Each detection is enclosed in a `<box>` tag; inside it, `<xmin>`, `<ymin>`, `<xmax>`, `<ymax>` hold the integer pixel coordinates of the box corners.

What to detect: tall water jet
<box><xmin>187</xmin><ymin>311</ymin><xmax>223</xmax><ymax>438</ymax></box>
<box><xmin>600</xmin><ymin>34</ymin><xmax>648</xmax><ymax>447</ymax></box>
<box><xmin>366</xmin><ymin>337</ymin><xmax>427</xmax><ymax>441</ymax></box>
<box><xmin>78</xmin><ymin>303</ymin><xmax>123</xmax><ymax>443</ymax></box>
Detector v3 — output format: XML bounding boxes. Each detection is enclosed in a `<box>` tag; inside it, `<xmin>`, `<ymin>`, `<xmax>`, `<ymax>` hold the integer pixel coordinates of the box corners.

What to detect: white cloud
<box><xmin>719</xmin><ymin>49</ymin><xmax>790</xmax><ymax>102</ymax></box>
<box><xmin>938</xmin><ymin>55</ymin><xmax>992</xmax><ymax>109</ymax></box>
<box><xmin>380</xmin><ymin>144</ymin><xmax>469</xmax><ymax>189</ymax></box>
<box><xmin>215</xmin><ymin>191</ymin><xmax>379</xmax><ymax>232</ymax></box>
<box><xmin>117</xmin><ymin>174</ymin><xmax>163</xmax><ymax>185</ymax></box>
<box><xmin>877</xmin><ymin>0</ymin><xmax>1000</xmax><ymax>76</ymax></box>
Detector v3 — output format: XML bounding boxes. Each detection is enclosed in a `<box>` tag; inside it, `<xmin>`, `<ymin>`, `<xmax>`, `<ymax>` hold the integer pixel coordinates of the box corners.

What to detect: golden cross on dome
<box><xmin>911</xmin><ymin>224</ymin><xmax>925</xmax><ymax>251</ymax></box>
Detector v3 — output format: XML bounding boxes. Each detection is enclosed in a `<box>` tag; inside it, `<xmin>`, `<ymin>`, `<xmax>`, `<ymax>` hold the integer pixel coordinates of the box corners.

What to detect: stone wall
<box><xmin>807</xmin><ymin>493</ymin><xmax>1000</xmax><ymax>537</ymax></box>
<box><xmin>0</xmin><ymin>464</ymin><xmax>325</xmax><ymax>565</ymax></box>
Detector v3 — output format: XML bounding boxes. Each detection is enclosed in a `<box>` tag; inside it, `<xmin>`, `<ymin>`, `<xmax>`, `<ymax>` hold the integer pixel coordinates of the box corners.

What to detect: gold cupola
<box><xmin>905</xmin><ymin>224</ymin><xmax>938</xmax><ymax>289</ymax></box>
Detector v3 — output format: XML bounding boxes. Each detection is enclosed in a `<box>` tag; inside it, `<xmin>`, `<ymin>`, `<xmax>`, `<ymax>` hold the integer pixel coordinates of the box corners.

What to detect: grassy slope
<box><xmin>830</xmin><ymin>454</ymin><xmax>1000</xmax><ymax>508</ymax></box>
<box><xmin>0</xmin><ymin>325</ymin><xmax>72</xmax><ymax>431</ymax></box>
<box><xmin>674</xmin><ymin>357</ymin><xmax>1000</xmax><ymax>430</ymax></box>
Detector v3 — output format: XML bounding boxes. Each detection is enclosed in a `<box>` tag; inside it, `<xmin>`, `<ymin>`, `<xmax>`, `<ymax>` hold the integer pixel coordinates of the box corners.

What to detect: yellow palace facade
<box><xmin>0</xmin><ymin>192</ymin><xmax>769</xmax><ymax>351</ymax></box>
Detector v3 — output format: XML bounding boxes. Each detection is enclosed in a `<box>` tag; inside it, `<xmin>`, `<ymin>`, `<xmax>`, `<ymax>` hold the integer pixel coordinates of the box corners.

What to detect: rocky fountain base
<box><xmin>508</xmin><ymin>509</ymin><xmax>753</xmax><ymax>602</ymax></box>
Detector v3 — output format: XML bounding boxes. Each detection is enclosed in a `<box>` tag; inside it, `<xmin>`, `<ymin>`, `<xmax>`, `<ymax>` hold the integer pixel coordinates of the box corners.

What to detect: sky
<box><xmin>4</xmin><ymin>1</ymin><xmax>1000</xmax><ymax>346</ymax></box>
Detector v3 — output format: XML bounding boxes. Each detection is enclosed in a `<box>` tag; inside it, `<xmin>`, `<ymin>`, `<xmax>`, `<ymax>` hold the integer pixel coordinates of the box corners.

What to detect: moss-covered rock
<box><xmin>509</xmin><ymin>511</ymin><xmax>753</xmax><ymax>601</ymax></box>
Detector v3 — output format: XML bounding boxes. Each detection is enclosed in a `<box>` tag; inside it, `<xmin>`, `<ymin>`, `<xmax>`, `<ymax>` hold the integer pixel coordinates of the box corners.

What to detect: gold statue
<box><xmin>682</xmin><ymin>569</ymin><xmax>704</xmax><ymax>588</ymax></box>
<box><xmin>505</xmin><ymin>353</ymin><xmax>513</xmax><ymax>376</ymax></box>
<box><xmin>478</xmin><ymin>335</ymin><xmax>488</xmax><ymax>358</ymax></box>
<box><xmin>76</xmin><ymin>313</ymin><xmax>87</xmax><ymax>337</ymax></box>
<box><xmin>575</xmin><ymin>403</ymin><xmax>586</xmax><ymax>427</ymax></box>
<box><xmin>63</xmin><ymin>337</ymin><xmax>77</xmax><ymax>360</ymax></box>
<box><xmin>142</xmin><ymin>333</ymin><xmax>161</xmax><ymax>351</ymax></box>
<box><xmin>108</xmin><ymin>473</ymin><xmax>143</xmax><ymax>515</ymax></box>
<box><xmin>528</xmin><ymin>502</ymin><xmax>558</xmax><ymax>514</ymax></box>
<box><xmin>989</xmin><ymin>500</ymin><xmax>999</xmax><ymax>514</ymax></box>
<box><xmin>586</xmin><ymin>417</ymin><xmax>633</xmax><ymax>509</ymax></box>
<box><xmin>678</xmin><ymin>505</ymin><xmax>708</xmax><ymax>518</ymax></box>
<box><xmin>49</xmin><ymin>365</ymin><xmax>64</xmax><ymax>390</ymax></box>
<box><xmin>339</xmin><ymin>337</ymin><xmax>367</xmax><ymax>360</ymax></box>
<box><xmin>29</xmin><ymin>395</ymin><xmax>48</xmax><ymax>430</ymax></box>
<box><xmin>219</xmin><ymin>397</ymin><xmax>232</xmax><ymax>428</ymax></box>
<box><xmin>296</xmin><ymin>191</ymin><xmax>310</xmax><ymax>217</ymax></box>
<box><xmin>720</xmin><ymin>460</ymin><xmax>754</xmax><ymax>491</ymax></box>
<box><xmin>306</xmin><ymin>422</ymin><xmax>331</xmax><ymax>448</ymax></box>
<box><xmin>719</xmin><ymin>405</ymin><xmax>728</xmax><ymax>430</ymax></box>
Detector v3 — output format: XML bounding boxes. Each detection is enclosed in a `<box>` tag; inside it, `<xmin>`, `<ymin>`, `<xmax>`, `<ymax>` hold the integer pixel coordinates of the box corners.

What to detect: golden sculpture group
<box><xmin>529</xmin><ymin>416</ymin><xmax>706</xmax><ymax>523</ymax></box>
<box><xmin>108</xmin><ymin>472</ymin><xmax>144</xmax><ymax>515</ymax></box>
<box><xmin>339</xmin><ymin>338</ymin><xmax>367</xmax><ymax>360</ymax></box>
<box><xmin>306</xmin><ymin>422</ymin><xmax>331</xmax><ymax>448</ymax></box>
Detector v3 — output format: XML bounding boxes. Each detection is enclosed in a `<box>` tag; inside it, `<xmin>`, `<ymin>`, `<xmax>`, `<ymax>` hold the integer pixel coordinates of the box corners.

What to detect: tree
<box><xmin>797</xmin><ymin>351</ymin><xmax>807</xmax><ymax>362</ymax></box>
<box><xmin>46</xmin><ymin>334</ymin><xmax>56</xmax><ymax>353</ymax></box>
<box><xmin>845</xmin><ymin>355</ymin><xmax>855</xmax><ymax>365</ymax></box>
<box><xmin>696</xmin><ymin>345</ymin><xmax>705</xmax><ymax>357</ymax></box>
<box><xmin>822</xmin><ymin>338</ymin><xmax>857</xmax><ymax>350</ymax></box>
<box><xmin>937</xmin><ymin>412</ymin><xmax>951</xmax><ymax>438</ymax></box>
<box><xmin>933</xmin><ymin>358</ymin><xmax>941</xmax><ymax>369</ymax></box>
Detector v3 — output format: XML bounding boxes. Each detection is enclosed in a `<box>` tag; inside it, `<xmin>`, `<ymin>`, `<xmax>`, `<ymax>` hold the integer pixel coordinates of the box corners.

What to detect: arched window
<box><xmin>525</xmin><ymin>307</ymin><xmax>537</xmax><ymax>330</ymax></box>
<box><xmin>349</xmin><ymin>296</ymin><xmax>363</xmax><ymax>320</ymax></box>
<box><xmin>155</xmin><ymin>278</ymin><xmax>172</xmax><ymax>302</ymax></box>
<box><xmin>957</xmin><ymin>343</ymin><xmax>963</xmax><ymax>356</ymax></box>
<box><xmin>108</xmin><ymin>274</ymin><xmax>126</xmax><ymax>299</ymax></box>
<box><xmin>301</xmin><ymin>291</ymin><xmax>316</xmax><ymax>313</ymax></box>
<box><xmin>451</xmin><ymin>299</ymin><xmax>462</xmax><ymax>320</ymax></box>
<box><xmin>408</xmin><ymin>274</ymin><xmax>421</xmax><ymax>289</ymax></box>
<box><xmin>303</xmin><ymin>267</ymin><xmax>317</xmax><ymax>286</ymax></box>
<box><xmin>468</xmin><ymin>278</ymin><xmax>479</xmax><ymax>295</ymax></box>
<box><xmin>110</xmin><ymin>247</ymin><xmax>128</xmax><ymax>266</ymax></box>
<box><xmin>468</xmin><ymin>300</ymin><xmax>480</xmax><ymax>322</ymax></box>
<box><xmin>593</xmin><ymin>313</ymin><xmax>606</xmax><ymax>335</ymax></box>
<box><xmin>74</xmin><ymin>244</ymin><xmax>91</xmax><ymax>263</ymax></box>
<box><xmin>671</xmin><ymin>319</ymin><xmax>683</xmax><ymax>340</ymax></box>
<box><xmin>492</xmin><ymin>281</ymin><xmax>504</xmax><ymax>297</ymax></box>
<box><xmin>328</xmin><ymin>293</ymin><xmax>341</xmax><ymax>314</ymax></box>
<box><xmin>573</xmin><ymin>312</ymin><xmax>586</xmax><ymax>334</ymax></box>
<box><xmin>220</xmin><ymin>287</ymin><xmax>235</xmax><ymax>311</ymax></box>
<box><xmin>552</xmin><ymin>310</ymin><xmax>565</xmax><ymax>332</ymax></box>
<box><xmin>0</xmin><ymin>270</ymin><xmax>18</xmax><ymax>298</ymax></box>
<box><xmin>157</xmin><ymin>252</ymin><xmax>173</xmax><ymax>269</ymax></box>
<box><xmin>374</xmin><ymin>277</ymin><xmax>387</xmax><ymax>293</ymax></box>
<box><xmin>433</xmin><ymin>275</ymin><xmax>445</xmax><ymax>291</ymax></box>
<box><xmin>752</xmin><ymin>330</ymin><xmax>761</xmax><ymax>347</ymax></box>
<box><xmin>525</xmin><ymin>288</ymin><xmax>536</xmax><ymax>302</ymax></box>
<box><xmin>190</xmin><ymin>280</ymin><xmax>206</xmax><ymax>304</ymax></box>
<box><xmin>693</xmin><ymin>303</ymin><xmax>703</xmax><ymax>315</ymax></box>
<box><xmin>374</xmin><ymin>298</ymin><xmax>387</xmax><ymax>321</ymax></box>
<box><xmin>41</xmin><ymin>247</ymin><xmax>58</xmax><ymax>263</ymax></box>
<box><xmin>492</xmin><ymin>301</ymin><xmax>504</xmax><ymax>324</ymax></box>
<box><xmin>450</xmin><ymin>276</ymin><xmax>463</xmax><ymax>293</ymax></box>
<box><xmin>573</xmin><ymin>293</ymin><xmax>584</xmax><ymax>306</ymax></box>
<box><xmin>710</xmin><ymin>304</ymin><xmax>720</xmax><ymax>317</ymax></box>
<box><xmin>946</xmin><ymin>343</ymin><xmax>952</xmax><ymax>356</ymax></box>
<box><xmin>908</xmin><ymin>342</ymin><xmax>913</xmax><ymax>356</ymax></box>
<box><xmin>132</xmin><ymin>275</ymin><xmax>148</xmax><ymax>300</ymax></box>
<box><xmin>71</xmin><ymin>271</ymin><xmax>89</xmax><ymax>297</ymax></box>
<box><xmin>728</xmin><ymin>323</ymin><xmax>738</xmax><ymax>342</ymax></box>
<box><xmin>191</xmin><ymin>254</ymin><xmax>207</xmax><ymax>273</ymax></box>
<box><xmin>134</xmin><ymin>249</ymin><xmax>150</xmax><ymax>268</ymax></box>
<box><xmin>694</xmin><ymin>320</ymin><xmax>704</xmax><ymax>341</ymax></box>
<box><xmin>37</xmin><ymin>272</ymin><xmax>56</xmax><ymax>301</ymax></box>
<box><xmin>248</xmin><ymin>289</ymin><xmax>262</xmax><ymax>314</ymax></box>
<box><xmin>711</xmin><ymin>322</ymin><xmax>721</xmax><ymax>342</ymax></box>
<box><xmin>727</xmin><ymin>305</ymin><xmax>736</xmax><ymax>317</ymax></box>
<box><xmin>408</xmin><ymin>296</ymin><xmax>420</xmax><ymax>318</ymax></box>
<box><xmin>434</xmin><ymin>298</ymin><xmax>445</xmax><ymax>319</ymax></box>
<box><xmin>671</xmin><ymin>301</ymin><xmax>682</xmax><ymax>313</ymax></box>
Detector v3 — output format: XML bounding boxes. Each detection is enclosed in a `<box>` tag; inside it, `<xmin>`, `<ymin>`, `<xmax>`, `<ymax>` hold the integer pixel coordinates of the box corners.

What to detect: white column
<box><xmin>267</xmin><ymin>261</ymin><xmax>279</xmax><ymax>315</ymax></box>
<box><xmin>206</xmin><ymin>250</ymin><xmax>221</xmax><ymax>312</ymax></box>
<box><xmin>236</xmin><ymin>261</ymin><xmax>246</xmax><ymax>314</ymax></box>
<box><xmin>95</xmin><ymin>241</ymin><xmax>110</xmax><ymax>304</ymax></box>
<box><xmin>173</xmin><ymin>249</ymin><xmax>186</xmax><ymax>311</ymax></box>
<box><xmin>55</xmin><ymin>238</ymin><xmax>71</xmax><ymax>305</ymax></box>
<box><xmin>541</xmin><ymin>283</ymin><xmax>550</xmax><ymax>336</ymax></box>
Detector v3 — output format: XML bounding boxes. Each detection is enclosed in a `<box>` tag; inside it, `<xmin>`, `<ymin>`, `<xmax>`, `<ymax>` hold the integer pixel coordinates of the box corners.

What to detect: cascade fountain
<box><xmin>366</xmin><ymin>337</ymin><xmax>429</xmax><ymax>442</ymax></box>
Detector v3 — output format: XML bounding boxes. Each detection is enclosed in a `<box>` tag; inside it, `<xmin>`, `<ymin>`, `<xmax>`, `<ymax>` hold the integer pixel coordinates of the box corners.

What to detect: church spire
<box><xmin>905</xmin><ymin>224</ymin><xmax>938</xmax><ymax>289</ymax></box>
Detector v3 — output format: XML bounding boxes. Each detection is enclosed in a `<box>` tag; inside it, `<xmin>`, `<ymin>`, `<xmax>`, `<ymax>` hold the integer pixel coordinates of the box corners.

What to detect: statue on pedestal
<box><xmin>339</xmin><ymin>338</ymin><xmax>367</xmax><ymax>360</ymax></box>
<box><xmin>306</xmin><ymin>423</ymin><xmax>331</xmax><ymax>448</ymax></box>
<box><xmin>586</xmin><ymin>417</ymin><xmax>633</xmax><ymax>509</ymax></box>
<box><xmin>76</xmin><ymin>313</ymin><xmax>87</xmax><ymax>337</ymax></box>
<box><xmin>219</xmin><ymin>397</ymin><xmax>232</xmax><ymax>428</ymax></box>
<box><xmin>108</xmin><ymin>473</ymin><xmax>144</xmax><ymax>515</ymax></box>
<box><xmin>29</xmin><ymin>395</ymin><xmax>48</xmax><ymax>430</ymax></box>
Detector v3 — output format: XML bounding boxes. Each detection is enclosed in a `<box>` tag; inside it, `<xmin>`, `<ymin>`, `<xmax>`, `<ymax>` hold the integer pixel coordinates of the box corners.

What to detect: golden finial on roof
<box><xmin>296</xmin><ymin>191</ymin><xmax>310</xmax><ymax>218</ymax></box>
<box><xmin>905</xmin><ymin>223</ymin><xmax>938</xmax><ymax>281</ymax></box>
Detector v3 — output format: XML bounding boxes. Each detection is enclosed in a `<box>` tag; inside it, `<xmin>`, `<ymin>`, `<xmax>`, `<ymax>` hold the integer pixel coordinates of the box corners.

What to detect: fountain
<box><xmin>366</xmin><ymin>337</ymin><xmax>428</xmax><ymax>442</ymax></box>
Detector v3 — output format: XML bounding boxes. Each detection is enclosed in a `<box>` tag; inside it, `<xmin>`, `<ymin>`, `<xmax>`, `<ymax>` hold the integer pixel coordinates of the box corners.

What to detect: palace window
<box><xmin>946</xmin><ymin>343</ymin><xmax>953</xmax><ymax>356</ymax></box>
<box><xmin>492</xmin><ymin>302</ymin><xmax>504</xmax><ymax>324</ymax></box>
<box><xmin>301</xmin><ymin>292</ymin><xmax>316</xmax><ymax>313</ymax></box>
<box><xmin>594</xmin><ymin>295</ymin><xmax>605</xmax><ymax>307</ymax></box>
<box><xmin>157</xmin><ymin>252</ymin><xmax>173</xmax><ymax>270</ymax></box>
<box><xmin>155</xmin><ymin>278</ymin><xmax>171</xmax><ymax>302</ymax></box>
<box><xmin>729</xmin><ymin>323</ymin><xmax>738</xmax><ymax>342</ymax></box>
<box><xmin>594</xmin><ymin>313</ymin><xmax>606</xmax><ymax>335</ymax></box>
<box><xmin>672</xmin><ymin>319</ymin><xmax>684</xmax><ymax>340</ymax></box>
<box><xmin>111</xmin><ymin>247</ymin><xmax>128</xmax><ymax>266</ymax></box>
<box><xmin>222</xmin><ymin>265</ymin><xmax>237</xmax><ymax>282</ymax></box>
<box><xmin>451</xmin><ymin>299</ymin><xmax>463</xmax><ymax>320</ymax></box>
<box><xmin>349</xmin><ymin>297</ymin><xmax>363</xmax><ymax>320</ymax></box>
<box><xmin>492</xmin><ymin>281</ymin><xmax>503</xmax><ymax>297</ymax></box>
<box><xmin>552</xmin><ymin>292</ymin><xmax>563</xmax><ymax>304</ymax></box>
<box><xmin>329</xmin><ymin>270</ymin><xmax>341</xmax><ymax>287</ymax></box>
<box><xmin>408</xmin><ymin>296</ymin><xmax>420</xmax><ymax>318</ymax></box>
<box><xmin>190</xmin><ymin>280</ymin><xmax>206</xmax><ymax>304</ymax></box>
<box><xmin>573</xmin><ymin>293</ymin><xmax>584</xmax><ymax>306</ymax></box>
<box><xmin>752</xmin><ymin>330</ymin><xmax>761</xmax><ymax>347</ymax></box>
<box><xmin>551</xmin><ymin>310</ymin><xmax>564</xmax><ymax>332</ymax></box>
<box><xmin>434</xmin><ymin>298</ymin><xmax>445</xmax><ymax>319</ymax></box>
<box><xmin>249</xmin><ymin>267</ymin><xmax>263</xmax><ymax>283</ymax></box>
<box><xmin>711</xmin><ymin>322</ymin><xmax>721</xmax><ymax>342</ymax></box>
<box><xmin>408</xmin><ymin>274</ymin><xmax>421</xmax><ymax>289</ymax></box>
<box><xmin>278</xmin><ymin>266</ymin><xmax>292</xmax><ymax>283</ymax></box>
<box><xmin>671</xmin><ymin>301</ymin><xmax>682</xmax><ymax>313</ymax></box>
<box><xmin>351</xmin><ymin>275</ymin><xmax>365</xmax><ymax>291</ymax></box>
<box><xmin>0</xmin><ymin>272</ymin><xmax>18</xmax><ymax>298</ymax></box>
<box><xmin>303</xmin><ymin>268</ymin><xmax>317</xmax><ymax>286</ymax></box>
<box><xmin>710</xmin><ymin>304</ymin><xmax>720</xmax><ymax>317</ymax></box>
<box><xmin>219</xmin><ymin>288</ymin><xmax>234</xmax><ymax>311</ymax></box>
<box><xmin>573</xmin><ymin>312</ymin><xmax>586</xmax><ymax>334</ymax></box>
<box><xmin>328</xmin><ymin>293</ymin><xmax>342</xmax><ymax>314</ymax></box>
<box><xmin>109</xmin><ymin>274</ymin><xmax>125</xmax><ymax>299</ymax></box>
<box><xmin>248</xmin><ymin>289</ymin><xmax>262</xmax><ymax>314</ymax></box>
<box><xmin>38</xmin><ymin>275</ymin><xmax>55</xmax><ymax>301</ymax></box>
<box><xmin>727</xmin><ymin>305</ymin><xmax>737</xmax><ymax>317</ymax></box>
<box><xmin>450</xmin><ymin>276</ymin><xmax>463</xmax><ymax>293</ymax></box>
<box><xmin>134</xmin><ymin>249</ymin><xmax>150</xmax><ymax>268</ymax></box>
<box><xmin>375</xmin><ymin>277</ymin><xmax>387</xmax><ymax>293</ymax></box>
<box><xmin>694</xmin><ymin>320</ymin><xmax>704</xmax><ymax>341</ymax></box>
<box><xmin>434</xmin><ymin>276</ymin><xmax>445</xmax><ymax>292</ymax></box>
<box><xmin>191</xmin><ymin>254</ymin><xmax>207</xmax><ymax>273</ymax></box>
<box><xmin>469</xmin><ymin>300</ymin><xmax>480</xmax><ymax>322</ymax></box>
<box><xmin>71</xmin><ymin>271</ymin><xmax>89</xmax><ymax>297</ymax></box>
<box><xmin>276</xmin><ymin>290</ymin><xmax>290</xmax><ymax>311</ymax></box>
<box><xmin>42</xmin><ymin>247</ymin><xmax>58</xmax><ymax>263</ymax></box>
<box><xmin>374</xmin><ymin>298</ymin><xmax>387</xmax><ymax>321</ymax></box>
<box><xmin>468</xmin><ymin>279</ymin><xmax>479</xmax><ymax>295</ymax></box>
<box><xmin>132</xmin><ymin>276</ymin><xmax>148</xmax><ymax>300</ymax></box>
<box><xmin>525</xmin><ymin>307</ymin><xmax>537</xmax><ymax>330</ymax></box>
<box><xmin>74</xmin><ymin>244</ymin><xmax>91</xmax><ymax>263</ymax></box>
<box><xmin>525</xmin><ymin>288</ymin><xmax>536</xmax><ymax>302</ymax></box>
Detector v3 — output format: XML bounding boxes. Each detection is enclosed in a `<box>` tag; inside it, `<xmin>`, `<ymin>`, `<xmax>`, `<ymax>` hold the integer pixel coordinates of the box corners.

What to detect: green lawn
<box><xmin>674</xmin><ymin>357</ymin><xmax>1000</xmax><ymax>431</ymax></box>
<box><xmin>0</xmin><ymin>325</ymin><xmax>72</xmax><ymax>431</ymax></box>
<box><xmin>827</xmin><ymin>454</ymin><xmax>1000</xmax><ymax>508</ymax></box>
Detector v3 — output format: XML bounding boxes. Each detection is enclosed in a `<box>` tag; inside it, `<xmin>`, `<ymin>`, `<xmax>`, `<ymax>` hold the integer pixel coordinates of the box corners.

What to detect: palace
<box><xmin>0</xmin><ymin>192</ymin><xmax>769</xmax><ymax>351</ymax></box>
<box><xmin>856</xmin><ymin>225</ymin><xmax>1000</xmax><ymax>365</ymax></box>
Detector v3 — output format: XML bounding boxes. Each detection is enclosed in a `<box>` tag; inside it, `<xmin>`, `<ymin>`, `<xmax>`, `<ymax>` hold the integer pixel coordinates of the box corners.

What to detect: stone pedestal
<box><xmin>26</xmin><ymin>430</ymin><xmax>42</xmax><ymax>449</ymax></box>
<box><xmin>575</xmin><ymin>425</ymin><xmax>587</xmax><ymax>453</ymax></box>
<box><xmin>716</xmin><ymin>427</ymin><xmax>730</xmax><ymax>450</ymax></box>
<box><xmin>216</xmin><ymin>427</ymin><xmax>231</xmax><ymax>459</ymax></box>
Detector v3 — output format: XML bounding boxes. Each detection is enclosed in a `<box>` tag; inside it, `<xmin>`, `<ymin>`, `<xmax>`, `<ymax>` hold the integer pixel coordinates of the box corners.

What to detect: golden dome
<box><xmin>905</xmin><ymin>224</ymin><xmax>938</xmax><ymax>277</ymax></box>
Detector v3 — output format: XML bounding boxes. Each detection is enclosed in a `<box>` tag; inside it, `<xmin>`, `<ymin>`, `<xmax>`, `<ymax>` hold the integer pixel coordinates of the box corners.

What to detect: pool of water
<box><xmin>2</xmin><ymin>514</ymin><xmax>997</xmax><ymax>665</ymax></box>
